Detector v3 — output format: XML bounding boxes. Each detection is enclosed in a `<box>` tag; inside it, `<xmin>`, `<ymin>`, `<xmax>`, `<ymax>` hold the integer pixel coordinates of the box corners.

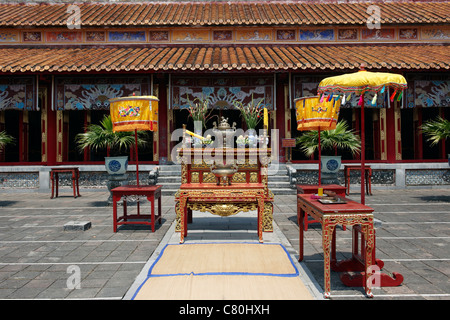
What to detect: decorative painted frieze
<box><xmin>1</xmin><ymin>26</ymin><xmax>449</xmax><ymax>45</ymax></box>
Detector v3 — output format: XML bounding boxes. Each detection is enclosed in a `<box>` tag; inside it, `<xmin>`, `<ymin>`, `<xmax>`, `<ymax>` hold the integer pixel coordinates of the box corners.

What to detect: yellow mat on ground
<box><xmin>132</xmin><ymin>243</ymin><xmax>313</xmax><ymax>300</ymax></box>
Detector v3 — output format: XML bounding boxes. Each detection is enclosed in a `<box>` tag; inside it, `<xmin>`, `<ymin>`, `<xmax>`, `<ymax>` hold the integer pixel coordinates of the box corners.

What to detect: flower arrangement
<box><xmin>203</xmin><ymin>134</ymin><xmax>213</xmax><ymax>145</ymax></box>
<box><xmin>236</xmin><ymin>135</ymin><xmax>248</xmax><ymax>146</ymax></box>
<box><xmin>233</xmin><ymin>95</ymin><xmax>265</xmax><ymax>129</ymax></box>
<box><xmin>187</xmin><ymin>95</ymin><xmax>214</xmax><ymax>128</ymax></box>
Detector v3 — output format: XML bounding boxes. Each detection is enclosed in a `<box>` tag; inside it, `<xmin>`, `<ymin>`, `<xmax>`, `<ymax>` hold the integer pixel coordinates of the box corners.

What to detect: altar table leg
<box><xmin>50</xmin><ymin>171</ymin><xmax>55</xmax><ymax>199</ymax></box>
<box><xmin>112</xmin><ymin>194</ymin><xmax>120</xmax><ymax>232</ymax></box>
<box><xmin>179</xmin><ymin>196</ymin><xmax>187</xmax><ymax>243</ymax></box>
<box><xmin>55</xmin><ymin>173</ymin><xmax>59</xmax><ymax>198</ymax></box>
<box><xmin>72</xmin><ymin>171</ymin><xmax>77</xmax><ymax>198</ymax></box>
<box><xmin>158</xmin><ymin>191</ymin><xmax>162</xmax><ymax>225</ymax></box>
<box><xmin>150</xmin><ymin>195</ymin><xmax>155</xmax><ymax>232</ymax></box>
<box><xmin>123</xmin><ymin>199</ymin><xmax>127</xmax><ymax>222</ymax></box>
<box><xmin>298</xmin><ymin>208</ymin><xmax>305</xmax><ymax>262</ymax></box>
<box><xmin>322</xmin><ymin>221</ymin><xmax>335</xmax><ymax>299</ymax></box>
<box><xmin>257</xmin><ymin>196</ymin><xmax>264</xmax><ymax>243</ymax></box>
<box><xmin>76</xmin><ymin>170</ymin><xmax>81</xmax><ymax>197</ymax></box>
<box><xmin>363</xmin><ymin>224</ymin><xmax>375</xmax><ymax>298</ymax></box>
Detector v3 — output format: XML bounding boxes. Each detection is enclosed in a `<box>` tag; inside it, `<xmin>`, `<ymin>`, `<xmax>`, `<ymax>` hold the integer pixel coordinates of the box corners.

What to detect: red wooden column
<box><xmin>18</xmin><ymin>111</ymin><xmax>29</xmax><ymax>162</ymax></box>
<box><xmin>0</xmin><ymin>112</ymin><xmax>5</xmax><ymax>161</ymax></box>
<box><xmin>46</xmin><ymin>107</ymin><xmax>58</xmax><ymax>166</ymax></box>
<box><xmin>275</xmin><ymin>75</ymin><xmax>286</xmax><ymax>162</ymax></box>
<box><xmin>83</xmin><ymin>111</ymin><xmax>90</xmax><ymax>162</ymax></box>
<box><xmin>158</xmin><ymin>76</ymin><xmax>168</xmax><ymax>164</ymax></box>
<box><xmin>385</xmin><ymin>103</ymin><xmax>397</xmax><ymax>162</ymax></box>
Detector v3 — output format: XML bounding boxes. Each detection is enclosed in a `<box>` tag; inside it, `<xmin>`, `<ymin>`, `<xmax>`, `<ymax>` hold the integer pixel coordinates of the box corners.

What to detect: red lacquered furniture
<box><xmin>112</xmin><ymin>185</ymin><xmax>162</xmax><ymax>232</ymax></box>
<box><xmin>297</xmin><ymin>193</ymin><xmax>375</xmax><ymax>298</ymax></box>
<box><xmin>50</xmin><ymin>167</ymin><xmax>81</xmax><ymax>199</ymax></box>
<box><xmin>177</xmin><ymin>183</ymin><xmax>266</xmax><ymax>243</ymax></box>
<box><xmin>175</xmin><ymin>147</ymin><xmax>274</xmax><ymax>242</ymax></box>
<box><xmin>296</xmin><ymin>184</ymin><xmax>347</xmax><ymax>231</ymax></box>
<box><xmin>344</xmin><ymin>165</ymin><xmax>372</xmax><ymax>195</ymax></box>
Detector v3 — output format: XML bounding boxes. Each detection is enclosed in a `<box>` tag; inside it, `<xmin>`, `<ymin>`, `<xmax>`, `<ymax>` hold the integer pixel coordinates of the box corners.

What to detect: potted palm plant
<box><xmin>296</xmin><ymin>120</ymin><xmax>361</xmax><ymax>183</ymax></box>
<box><xmin>75</xmin><ymin>114</ymin><xmax>148</xmax><ymax>174</ymax></box>
<box><xmin>420</xmin><ymin>116</ymin><xmax>450</xmax><ymax>166</ymax></box>
<box><xmin>75</xmin><ymin>114</ymin><xmax>148</xmax><ymax>203</ymax></box>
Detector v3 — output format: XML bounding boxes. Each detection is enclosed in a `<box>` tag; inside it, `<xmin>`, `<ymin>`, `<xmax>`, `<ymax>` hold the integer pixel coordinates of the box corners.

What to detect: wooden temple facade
<box><xmin>0</xmin><ymin>1</ymin><xmax>449</xmax><ymax>168</ymax></box>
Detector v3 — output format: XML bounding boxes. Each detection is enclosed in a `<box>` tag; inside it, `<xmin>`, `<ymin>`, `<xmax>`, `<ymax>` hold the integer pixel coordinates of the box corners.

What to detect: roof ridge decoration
<box><xmin>0</xmin><ymin>1</ymin><xmax>448</xmax><ymax>27</ymax></box>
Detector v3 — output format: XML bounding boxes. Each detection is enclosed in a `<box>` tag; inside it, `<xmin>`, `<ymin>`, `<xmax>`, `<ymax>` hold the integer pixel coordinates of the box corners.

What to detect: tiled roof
<box><xmin>0</xmin><ymin>1</ymin><xmax>449</xmax><ymax>27</ymax></box>
<box><xmin>0</xmin><ymin>44</ymin><xmax>448</xmax><ymax>73</ymax></box>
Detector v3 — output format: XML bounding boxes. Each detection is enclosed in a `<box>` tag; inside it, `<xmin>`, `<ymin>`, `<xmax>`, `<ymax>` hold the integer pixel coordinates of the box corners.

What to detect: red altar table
<box><xmin>112</xmin><ymin>185</ymin><xmax>162</xmax><ymax>232</ymax></box>
<box><xmin>175</xmin><ymin>147</ymin><xmax>274</xmax><ymax>237</ymax></box>
<box><xmin>344</xmin><ymin>165</ymin><xmax>372</xmax><ymax>195</ymax></box>
<box><xmin>176</xmin><ymin>183</ymin><xmax>266</xmax><ymax>243</ymax></box>
<box><xmin>297</xmin><ymin>193</ymin><xmax>375</xmax><ymax>298</ymax></box>
<box><xmin>50</xmin><ymin>167</ymin><xmax>81</xmax><ymax>199</ymax></box>
<box><xmin>296</xmin><ymin>184</ymin><xmax>347</xmax><ymax>231</ymax></box>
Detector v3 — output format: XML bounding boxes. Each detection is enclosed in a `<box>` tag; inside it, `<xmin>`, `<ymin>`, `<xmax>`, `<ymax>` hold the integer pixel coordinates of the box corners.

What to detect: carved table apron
<box><xmin>176</xmin><ymin>183</ymin><xmax>267</xmax><ymax>244</ymax></box>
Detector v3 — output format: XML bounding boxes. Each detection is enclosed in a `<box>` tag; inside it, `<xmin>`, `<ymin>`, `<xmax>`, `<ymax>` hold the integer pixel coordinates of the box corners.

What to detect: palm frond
<box><xmin>420</xmin><ymin>116</ymin><xmax>450</xmax><ymax>146</ymax></box>
<box><xmin>75</xmin><ymin>115</ymin><xmax>148</xmax><ymax>155</ymax></box>
<box><xmin>296</xmin><ymin>120</ymin><xmax>361</xmax><ymax>157</ymax></box>
<box><xmin>0</xmin><ymin>131</ymin><xmax>15</xmax><ymax>149</ymax></box>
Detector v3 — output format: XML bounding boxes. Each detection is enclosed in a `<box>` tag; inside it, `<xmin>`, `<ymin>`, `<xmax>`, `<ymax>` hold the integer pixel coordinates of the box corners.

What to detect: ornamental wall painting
<box><xmin>171</xmin><ymin>76</ymin><xmax>274</xmax><ymax>110</ymax></box>
<box><xmin>414</xmin><ymin>80</ymin><xmax>450</xmax><ymax>107</ymax></box>
<box><xmin>172</xmin><ymin>30</ymin><xmax>210</xmax><ymax>42</ymax></box>
<box><xmin>399</xmin><ymin>28</ymin><xmax>418</xmax><ymax>40</ymax></box>
<box><xmin>0</xmin><ymin>77</ymin><xmax>36</xmax><ymax>110</ymax></box>
<box><xmin>337</xmin><ymin>28</ymin><xmax>358</xmax><ymax>41</ymax></box>
<box><xmin>361</xmin><ymin>28</ymin><xmax>395</xmax><ymax>41</ymax></box>
<box><xmin>149</xmin><ymin>31</ymin><xmax>169</xmax><ymax>41</ymax></box>
<box><xmin>299</xmin><ymin>29</ymin><xmax>334</xmax><ymax>41</ymax></box>
<box><xmin>421</xmin><ymin>27</ymin><xmax>450</xmax><ymax>40</ymax></box>
<box><xmin>213</xmin><ymin>30</ymin><xmax>233</xmax><ymax>41</ymax></box>
<box><xmin>55</xmin><ymin>76</ymin><xmax>150</xmax><ymax>110</ymax></box>
<box><xmin>236</xmin><ymin>29</ymin><xmax>272</xmax><ymax>41</ymax></box>
<box><xmin>0</xmin><ymin>31</ymin><xmax>19</xmax><ymax>42</ymax></box>
<box><xmin>108</xmin><ymin>31</ymin><xmax>146</xmax><ymax>42</ymax></box>
<box><xmin>86</xmin><ymin>31</ymin><xmax>106</xmax><ymax>42</ymax></box>
<box><xmin>46</xmin><ymin>31</ymin><xmax>82</xmax><ymax>42</ymax></box>
<box><xmin>276</xmin><ymin>30</ymin><xmax>296</xmax><ymax>41</ymax></box>
<box><xmin>22</xmin><ymin>31</ymin><xmax>42</xmax><ymax>42</ymax></box>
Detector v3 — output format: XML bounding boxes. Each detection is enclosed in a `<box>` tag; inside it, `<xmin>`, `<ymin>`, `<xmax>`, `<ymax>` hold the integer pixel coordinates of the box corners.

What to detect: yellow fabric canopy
<box><xmin>318</xmin><ymin>70</ymin><xmax>407</xmax><ymax>94</ymax></box>
<box><xmin>294</xmin><ymin>96</ymin><xmax>341</xmax><ymax>131</ymax></box>
<box><xmin>109</xmin><ymin>95</ymin><xmax>159</xmax><ymax>132</ymax></box>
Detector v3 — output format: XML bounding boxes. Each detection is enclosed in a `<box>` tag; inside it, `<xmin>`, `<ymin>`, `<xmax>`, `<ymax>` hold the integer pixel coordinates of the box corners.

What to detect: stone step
<box><xmin>162</xmin><ymin>188</ymin><xmax>295</xmax><ymax>196</ymax></box>
<box><xmin>268</xmin><ymin>175</ymin><xmax>289</xmax><ymax>182</ymax></box>
<box><xmin>271</xmin><ymin>188</ymin><xmax>297</xmax><ymax>195</ymax></box>
<box><xmin>157</xmin><ymin>176</ymin><xmax>181</xmax><ymax>183</ymax></box>
<box><xmin>268</xmin><ymin>182</ymin><xmax>291</xmax><ymax>189</ymax></box>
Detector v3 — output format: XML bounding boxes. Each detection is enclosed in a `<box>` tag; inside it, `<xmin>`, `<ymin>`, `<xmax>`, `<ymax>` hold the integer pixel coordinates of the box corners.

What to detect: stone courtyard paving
<box><xmin>0</xmin><ymin>187</ymin><xmax>449</xmax><ymax>300</ymax></box>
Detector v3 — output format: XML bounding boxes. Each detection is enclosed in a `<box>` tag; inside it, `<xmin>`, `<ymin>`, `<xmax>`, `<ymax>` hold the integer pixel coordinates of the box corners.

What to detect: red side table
<box><xmin>112</xmin><ymin>185</ymin><xmax>162</xmax><ymax>232</ymax></box>
<box><xmin>50</xmin><ymin>167</ymin><xmax>81</xmax><ymax>199</ymax></box>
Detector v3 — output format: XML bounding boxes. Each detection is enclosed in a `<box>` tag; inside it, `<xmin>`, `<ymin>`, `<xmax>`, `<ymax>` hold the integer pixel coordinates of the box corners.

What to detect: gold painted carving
<box><xmin>191</xmin><ymin>172</ymin><xmax>199</xmax><ymax>183</ymax></box>
<box><xmin>202</xmin><ymin>172</ymin><xmax>216</xmax><ymax>183</ymax></box>
<box><xmin>263</xmin><ymin>202</ymin><xmax>273</xmax><ymax>232</ymax></box>
<box><xmin>231</xmin><ymin>172</ymin><xmax>246</xmax><ymax>183</ymax></box>
<box><xmin>188</xmin><ymin>202</ymin><xmax>258</xmax><ymax>216</ymax></box>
